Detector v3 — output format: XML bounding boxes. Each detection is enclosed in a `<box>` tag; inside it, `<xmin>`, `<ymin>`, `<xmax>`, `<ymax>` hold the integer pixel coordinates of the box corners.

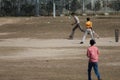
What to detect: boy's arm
<box><xmin>87</xmin><ymin>49</ymin><xmax>90</xmax><ymax>58</ymax></box>
<box><xmin>71</xmin><ymin>17</ymin><xmax>76</xmax><ymax>25</ymax></box>
<box><xmin>71</xmin><ymin>21</ymin><xmax>75</xmax><ymax>25</ymax></box>
<box><xmin>97</xmin><ymin>49</ymin><xmax>100</xmax><ymax>55</ymax></box>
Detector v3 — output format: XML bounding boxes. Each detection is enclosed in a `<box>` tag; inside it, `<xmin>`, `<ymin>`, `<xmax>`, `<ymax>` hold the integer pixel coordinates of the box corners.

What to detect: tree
<box><xmin>46</xmin><ymin>1</ymin><xmax>53</xmax><ymax>16</ymax></box>
<box><xmin>110</xmin><ymin>0</ymin><xmax>120</xmax><ymax>11</ymax></box>
<box><xmin>70</xmin><ymin>0</ymin><xmax>81</xmax><ymax>13</ymax></box>
<box><xmin>0</xmin><ymin>0</ymin><xmax>17</xmax><ymax>16</ymax></box>
<box><xmin>21</xmin><ymin>3</ymin><xmax>35</xmax><ymax>16</ymax></box>
<box><xmin>35</xmin><ymin>0</ymin><xmax>40</xmax><ymax>16</ymax></box>
<box><xmin>94</xmin><ymin>0</ymin><xmax>101</xmax><ymax>11</ymax></box>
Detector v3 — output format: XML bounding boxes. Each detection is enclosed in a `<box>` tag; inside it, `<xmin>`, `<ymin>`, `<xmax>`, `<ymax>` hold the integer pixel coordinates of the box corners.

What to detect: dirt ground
<box><xmin>0</xmin><ymin>16</ymin><xmax>120</xmax><ymax>80</ymax></box>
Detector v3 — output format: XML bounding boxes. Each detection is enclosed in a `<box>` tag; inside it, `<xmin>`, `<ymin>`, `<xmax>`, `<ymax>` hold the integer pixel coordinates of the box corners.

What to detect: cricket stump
<box><xmin>115</xmin><ymin>29</ymin><xmax>119</xmax><ymax>42</ymax></box>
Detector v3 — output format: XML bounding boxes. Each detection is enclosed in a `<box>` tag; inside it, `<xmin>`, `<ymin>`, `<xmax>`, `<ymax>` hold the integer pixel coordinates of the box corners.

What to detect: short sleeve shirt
<box><xmin>86</xmin><ymin>21</ymin><xmax>92</xmax><ymax>28</ymax></box>
<box><xmin>87</xmin><ymin>46</ymin><xmax>99</xmax><ymax>62</ymax></box>
<box><xmin>74</xmin><ymin>16</ymin><xmax>80</xmax><ymax>24</ymax></box>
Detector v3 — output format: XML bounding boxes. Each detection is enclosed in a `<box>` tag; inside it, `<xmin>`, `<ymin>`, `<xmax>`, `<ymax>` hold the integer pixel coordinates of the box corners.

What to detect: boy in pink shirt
<box><xmin>87</xmin><ymin>39</ymin><xmax>102</xmax><ymax>80</ymax></box>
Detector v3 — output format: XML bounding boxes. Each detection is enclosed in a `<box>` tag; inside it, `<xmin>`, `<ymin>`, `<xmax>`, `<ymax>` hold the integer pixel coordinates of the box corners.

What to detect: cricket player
<box><xmin>69</xmin><ymin>13</ymin><xmax>84</xmax><ymax>39</ymax></box>
<box><xmin>80</xmin><ymin>17</ymin><xmax>94</xmax><ymax>44</ymax></box>
<box><xmin>87</xmin><ymin>39</ymin><xmax>102</xmax><ymax>80</ymax></box>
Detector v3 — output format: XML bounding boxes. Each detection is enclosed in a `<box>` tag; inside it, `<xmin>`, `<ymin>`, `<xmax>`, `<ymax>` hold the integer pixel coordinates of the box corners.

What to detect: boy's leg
<box><xmin>69</xmin><ymin>25</ymin><xmax>78</xmax><ymax>39</ymax></box>
<box><xmin>93</xmin><ymin>31</ymin><xmax>99</xmax><ymax>39</ymax></box>
<box><xmin>80</xmin><ymin>29</ymin><xmax>88</xmax><ymax>43</ymax></box>
<box><xmin>88</xmin><ymin>62</ymin><xmax>93</xmax><ymax>80</ymax></box>
<box><xmin>78</xmin><ymin>24</ymin><xmax>85</xmax><ymax>32</ymax></box>
<box><xmin>90</xmin><ymin>29</ymin><xmax>94</xmax><ymax>40</ymax></box>
<box><xmin>93</xmin><ymin>62</ymin><xmax>101</xmax><ymax>80</ymax></box>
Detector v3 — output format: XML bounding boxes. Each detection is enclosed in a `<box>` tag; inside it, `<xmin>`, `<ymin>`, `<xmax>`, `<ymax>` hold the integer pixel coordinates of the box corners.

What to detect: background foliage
<box><xmin>0</xmin><ymin>0</ymin><xmax>120</xmax><ymax>16</ymax></box>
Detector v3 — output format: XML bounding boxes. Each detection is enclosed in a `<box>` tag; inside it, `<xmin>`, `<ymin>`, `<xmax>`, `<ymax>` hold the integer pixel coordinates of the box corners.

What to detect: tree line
<box><xmin>0</xmin><ymin>0</ymin><xmax>120</xmax><ymax>16</ymax></box>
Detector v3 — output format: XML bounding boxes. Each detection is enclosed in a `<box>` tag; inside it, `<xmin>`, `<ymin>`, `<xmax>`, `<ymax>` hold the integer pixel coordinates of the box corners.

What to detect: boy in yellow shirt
<box><xmin>80</xmin><ymin>17</ymin><xmax>94</xmax><ymax>44</ymax></box>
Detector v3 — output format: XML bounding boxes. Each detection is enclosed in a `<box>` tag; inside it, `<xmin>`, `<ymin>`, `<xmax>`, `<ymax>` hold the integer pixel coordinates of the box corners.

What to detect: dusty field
<box><xmin>0</xmin><ymin>16</ymin><xmax>120</xmax><ymax>80</ymax></box>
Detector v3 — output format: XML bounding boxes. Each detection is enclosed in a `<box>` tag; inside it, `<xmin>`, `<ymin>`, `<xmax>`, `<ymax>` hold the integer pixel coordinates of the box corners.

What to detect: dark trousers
<box><xmin>69</xmin><ymin>24</ymin><xmax>84</xmax><ymax>38</ymax></box>
<box><xmin>88</xmin><ymin>62</ymin><xmax>101</xmax><ymax>80</ymax></box>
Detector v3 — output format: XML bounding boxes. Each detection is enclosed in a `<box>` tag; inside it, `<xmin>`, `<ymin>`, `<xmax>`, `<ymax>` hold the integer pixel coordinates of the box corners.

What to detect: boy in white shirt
<box><xmin>69</xmin><ymin>13</ymin><xmax>84</xmax><ymax>39</ymax></box>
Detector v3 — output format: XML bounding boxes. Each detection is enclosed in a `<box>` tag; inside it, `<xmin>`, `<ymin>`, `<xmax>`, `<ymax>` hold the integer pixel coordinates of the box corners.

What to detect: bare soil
<box><xmin>0</xmin><ymin>16</ymin><xmax>119</xmax><ymax>80</ymax></box>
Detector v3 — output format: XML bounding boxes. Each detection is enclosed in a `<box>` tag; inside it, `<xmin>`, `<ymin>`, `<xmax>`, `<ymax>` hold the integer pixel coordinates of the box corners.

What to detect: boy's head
<box><xmin>87</xmin><ymin>17</ymin><xmax>90</xmax><ymax>21</ymax></box>
<box><xmin>90</xmin><ymin>39</ymin><xmax>96</xmax><ymax>46</ymax></box>
<box><xmin>71</xmin><ymin>13</ymin><xmax>75</xmax><ymax>16</ymax></box>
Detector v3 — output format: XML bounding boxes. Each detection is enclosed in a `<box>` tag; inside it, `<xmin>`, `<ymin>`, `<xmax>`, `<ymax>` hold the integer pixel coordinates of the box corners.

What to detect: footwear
<box><xmin>68</xmin><ymin>37</ymin><xmax>73</xmax><ymax>40</ymax></box>
<box><xmin>80</xmin><ymin>42</ymin><xmax>84</xmax><ymax>44</ymax></box>
<box><xmin>68</xmin><ymin>36</ymin><xmax>73</xmax><ymax>40</ymax></box>
<box><xmin>97</xmin><ymin>36</ymin><xmax>100</xmax><ymax>39</ymax></box>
